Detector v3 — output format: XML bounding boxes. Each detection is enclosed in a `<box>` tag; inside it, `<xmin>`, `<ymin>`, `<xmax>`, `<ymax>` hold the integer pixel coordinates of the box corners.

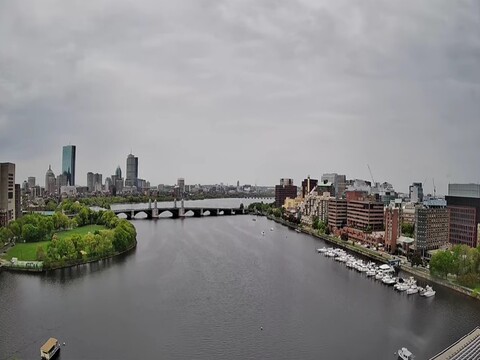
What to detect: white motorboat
<box><xmin>270</xmin><ymin>228</ymin><xmax>274</xmax><ymax>231</ymax></box>
<box><xmin>295</xmin><ymin>228</ymin><xmax>301</xmax><ymax>233</ymax></box>
<box><xmin>317</xmin><ymin>247</ymin><xmax>328</xmax><ymax>253</ymax></box>
<box><xmin>396</xmin><ymin>347</ymin><xmax>414</xmax><ymax>360</ymax></box>
<box><xmin>366</xmin><ymin>269</ymin><xmax>376</xmax><ymax>277</ymax></box>
<box><xmin>382</xmin><ymin>275</ymin><xmax>397</xmax><ymax>285</ymax></box>
<box><xmin>421</xmin><ymin>285</ymin><xmax>436</xmax><ymax>297</ymax></box>
<box><xmin>375</xmin><ymin>271</ymin><xmax>384</xmax><ymax>280</ymax></box>
<box><xmin>406</xmin><ymin>286</ymin><xmax>418</xmax><ymax>295</ymax></box>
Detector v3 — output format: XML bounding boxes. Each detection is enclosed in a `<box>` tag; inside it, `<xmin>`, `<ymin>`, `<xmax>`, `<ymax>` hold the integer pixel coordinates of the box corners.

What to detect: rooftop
<box><xmin>40</xmin><ymin>338</ymin><xmax>58</xmax><ymax>353</ymax></box>
<box><xmin>430</xmin><ymin>327</ymin><xmax>480</xmax><ymax>359</ymax></box>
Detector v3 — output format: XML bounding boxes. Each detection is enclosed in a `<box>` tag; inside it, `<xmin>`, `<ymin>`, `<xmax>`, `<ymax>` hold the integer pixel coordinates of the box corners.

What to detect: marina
<box><xmin>317</xmin><ymin>247</ymin><xmax>436</xmax><ymax>298</ymax></box>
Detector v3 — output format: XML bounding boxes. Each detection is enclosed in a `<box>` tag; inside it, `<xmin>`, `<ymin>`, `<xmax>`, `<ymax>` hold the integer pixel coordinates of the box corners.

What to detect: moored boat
<box><xmin>396</xmin><ymin>347</ymin><xmax>414</xmax><ymax>360</ymax></box>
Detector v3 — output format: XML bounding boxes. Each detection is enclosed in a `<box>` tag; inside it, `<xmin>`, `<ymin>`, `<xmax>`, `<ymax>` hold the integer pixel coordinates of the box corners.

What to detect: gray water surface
<box><xmin>1</xmin><ymin>215</ymin><xmax>480</xmax><ymax>359</ymax></box>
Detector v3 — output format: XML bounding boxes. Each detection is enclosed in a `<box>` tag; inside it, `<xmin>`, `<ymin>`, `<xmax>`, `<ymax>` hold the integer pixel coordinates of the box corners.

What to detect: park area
<box><xmin>2</xmin><ymin>225</ymin><xmax>106</xmax><ymax>261</ymax></box>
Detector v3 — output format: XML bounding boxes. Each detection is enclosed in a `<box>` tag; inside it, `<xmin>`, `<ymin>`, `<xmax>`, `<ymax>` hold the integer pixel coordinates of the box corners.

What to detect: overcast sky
<box><xmin>1</xmin><ymin>0</ymin><xmax>479</xmax><ymax>194</ymax></box>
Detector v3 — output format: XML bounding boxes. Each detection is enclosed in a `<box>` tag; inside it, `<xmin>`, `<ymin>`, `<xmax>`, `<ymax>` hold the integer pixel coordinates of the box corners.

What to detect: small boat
<box><xmin>270</xmin><ymin>228</ymin><xmax>274</xmax><ymax>231</ymax></box>
<box><xmin>252</xmin><ymin>218</ymin><xmax>257</xmax><ymax>221</ymax></box>
<box><xmin>317</xmin><ymin>247</ymin><xmax>328</xmax><ymax>253</ymax></box>
<box><xmin>261</xmin><ymin>231</ymin><xmax>265</xmax><ymax>236</ymax></box>
<box><xmin>295</xmin><ymin>228</ymin><xmax>301</xmax><ymax>233</ymax></box>
<box><xmin>420</xmin><ymin>285</ymin><xmax>436</xmax><ymax>297</ymax></box>
<box><xmin>406</xmin><ymin>286</ymin><xmax>418</xmax><ymax>295</ymax></box>
<box><xmin>396</xmin><ymin>347</ymin><xmax>414</xmax><ymax>360</ymax></box>
<box><xmin>41</xmin><ymin>338</ymin><xmax>60</xmax><ymax>359</ymax></box>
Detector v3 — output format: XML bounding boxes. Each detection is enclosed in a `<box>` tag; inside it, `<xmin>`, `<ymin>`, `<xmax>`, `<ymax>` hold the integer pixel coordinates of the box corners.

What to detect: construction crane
<box><xmin>367</xmin><ymin>164</ymin><xmax>376</xmax><ymax>185</ymax></box>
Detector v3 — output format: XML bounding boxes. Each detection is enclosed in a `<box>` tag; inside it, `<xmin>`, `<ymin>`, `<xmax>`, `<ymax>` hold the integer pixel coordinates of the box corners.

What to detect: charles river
<box><xmin>1</xmin><ymin>198</ymin><xmax>480</xmax><ymax>360</ymax></box>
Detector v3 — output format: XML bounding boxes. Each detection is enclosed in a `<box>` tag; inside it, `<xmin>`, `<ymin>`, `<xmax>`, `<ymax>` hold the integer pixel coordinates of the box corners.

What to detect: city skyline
<box><xmin>1</xmin><ymin>1</ymin><xmax>479</xmax><ymax>194</ymax></box>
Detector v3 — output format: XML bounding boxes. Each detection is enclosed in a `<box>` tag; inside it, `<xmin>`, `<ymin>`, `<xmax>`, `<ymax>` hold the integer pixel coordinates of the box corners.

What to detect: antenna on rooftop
<box><xmin>433</xmin><ymin>178</ymin><xmax>436</xmax><ymax>198</ymax></box>
<box><xmin>367</xmin><ymin>164</ymin><xmax>375</xmax><ymax>184</ymax></box>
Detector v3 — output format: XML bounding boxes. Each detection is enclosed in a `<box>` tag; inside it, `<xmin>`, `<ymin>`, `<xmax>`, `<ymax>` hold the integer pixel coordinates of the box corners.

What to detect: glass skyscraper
<box><xmin>62</xmin><ymin>145</ymin><xmax>76</xmax><ymax>186</ymax></box>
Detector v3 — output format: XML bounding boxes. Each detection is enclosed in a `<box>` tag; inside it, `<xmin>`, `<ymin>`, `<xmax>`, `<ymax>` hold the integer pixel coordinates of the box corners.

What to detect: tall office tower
<box><xmin>45</xmin><ymin>165</ymin><xmax>56</xmax><ymax>195</ymax></box>
<box><xmin>93</xmin><ymin>173</ymin><xmax>103</xmax><ymax>192</ymax></box>
<box><xmin>87</xmin><ymin>172</ymin><xmax>94</xmax><ymax>192</ymax></box>
<box><xmin>275</xmin><ymin>178</ymin><xmax>297</xmax><ymax>208</ymax></box>
<box><xmin>27</xmin><ymin>177</ymin><xmax>36</xmax><ymax>189</ymax></box>
<box><xmin>177</xmin><ymin>178</ymin><xmax>185</xmax><ymax>194</ymax></box>
<box><xmin>409</xmin><ymin>182</ymin><xmax>423</xmax><ymax>203</ymax></box>
<box><xmin>62</xmin><ymin>145</ymin><xmax>76</xmax><ymax>186</ymax></box>
<box><xmin>125</xmin><ymin>153</ymin><xmax>139</xmax><ymax>188</ymax></box>
<box><xmin>115</xmin><ymin>165</ymin><xmax>122</xmax><ymax>179</ymax></box>
<box><xmin>0</xmin><ymin>163</ymin><xmax>16</xmax><ymax>226</ymax></box>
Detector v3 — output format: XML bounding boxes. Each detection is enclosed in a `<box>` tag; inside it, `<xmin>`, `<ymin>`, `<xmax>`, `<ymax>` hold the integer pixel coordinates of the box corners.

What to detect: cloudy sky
<box><xmin>1</xmin><ymin>0</ymin><xmax>479</xmax><ymax>194</ymax></box>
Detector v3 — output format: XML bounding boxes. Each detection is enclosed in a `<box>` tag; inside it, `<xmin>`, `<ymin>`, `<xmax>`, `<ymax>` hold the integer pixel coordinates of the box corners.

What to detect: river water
<box><xmin>1</xmin><ymin>200</ymin><xmax>480</xmax><ymax>359</ymax></box>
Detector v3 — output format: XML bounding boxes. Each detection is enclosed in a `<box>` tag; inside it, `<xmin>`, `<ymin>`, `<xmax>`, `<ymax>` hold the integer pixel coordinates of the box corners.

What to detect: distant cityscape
<box><xmin>2</xmin><ymin>144</ymin><xmax>480</xmax><ymax>260</ymax></box>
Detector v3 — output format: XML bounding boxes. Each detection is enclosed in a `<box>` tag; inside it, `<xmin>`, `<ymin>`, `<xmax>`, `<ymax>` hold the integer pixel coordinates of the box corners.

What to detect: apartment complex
<box><xmin>328</xmin><ymin>198</ymin><xmax>347</xmax><ymax>229</ymax></box>
<box><xmin>384</xmin><ymin>207</ymin><xmax>401</xmax><ymax>253</ymax></box>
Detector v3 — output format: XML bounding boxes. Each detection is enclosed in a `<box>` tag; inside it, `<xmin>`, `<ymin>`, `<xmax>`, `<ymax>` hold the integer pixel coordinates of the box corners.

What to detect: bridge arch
<box><xmin>158</xmin><ymin>210</ymin><xmax>174</xmax><ymax>218</ymax></box>
<box><xmin>133</xmin><ymin>211</ymin><xmax>148</xmax><ymax>219</ymax></box>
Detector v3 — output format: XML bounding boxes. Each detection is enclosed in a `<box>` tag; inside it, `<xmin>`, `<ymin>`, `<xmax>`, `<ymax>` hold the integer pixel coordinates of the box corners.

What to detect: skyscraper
<box><xmin>87</xmin><ymin>172</ymin><xmax>94</xmax><ymax>192</ymax></box>
<box><xmin>62</xmin><ymin>145</ymin><xmax>76</xmax><ymax>186</ymax></box>
<box><xmin>45</xmin><ymin>165</ymin><xmax>56</xmax><ymax>195</ymax></box>
<box><xmin>115</xmin><ymin>165</ymin><xmax>122</xmax><ymax>179</ymax></box>
<box><xmin>125</xmin><ymin>153</ymin><xmax>138</xmax><ymax>188</ymax></box>
<box><xmin>0</xmin><ymin>163</ymin><xmax>16</xmax><ymax>226</ymax></box>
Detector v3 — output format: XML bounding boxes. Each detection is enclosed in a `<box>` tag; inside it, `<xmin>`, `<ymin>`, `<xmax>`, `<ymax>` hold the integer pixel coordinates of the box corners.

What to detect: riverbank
<box><xmin>2</xmin><ymin>239</ymin><xmax>137</xmax><ymax>273</ymax></box>
<box><xmin>262</xmin><ymin>213</ymin><xmax>480</xmax><ymax>301</ymax></box>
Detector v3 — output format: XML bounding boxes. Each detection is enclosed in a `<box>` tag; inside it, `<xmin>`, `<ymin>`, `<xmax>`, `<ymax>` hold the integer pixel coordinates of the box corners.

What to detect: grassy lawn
<box><xmin>54</xmin><ymin>225</ymin><xmax>106</xmax><ymax>240</ymax></box>
<box><xmin>2</xmin><ymin>225</ymin><xmax>107</xmax><ymax>261</ymax></box>
<box><xmin>2</xmin><ymin>241</ymin><xmax>51</xmax><ymax>261</ymax></box>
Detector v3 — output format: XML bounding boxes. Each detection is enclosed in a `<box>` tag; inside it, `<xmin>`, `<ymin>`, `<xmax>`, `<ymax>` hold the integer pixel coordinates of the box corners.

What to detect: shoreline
<box><xmin>2</xmin><ymin>239</ymin><xmax>137</xmax><ymax>274</ymax></box>
<box><xmin>262</xmin><ymin>213</ymin><xmax>480</xmax><ymax>301</ymax></box>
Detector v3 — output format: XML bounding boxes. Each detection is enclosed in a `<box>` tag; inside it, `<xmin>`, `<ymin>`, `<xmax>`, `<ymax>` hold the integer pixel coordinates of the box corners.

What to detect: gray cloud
<box><xmin>1</xmin><ymin>0</ymin><xmax>479</xmax><ymax>194</ymax></box>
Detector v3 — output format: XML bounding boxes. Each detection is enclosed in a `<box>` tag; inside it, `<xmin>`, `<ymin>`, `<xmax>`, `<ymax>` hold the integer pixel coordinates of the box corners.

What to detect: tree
<box><xmin>410</xmin><ymin>252</ymin><xmax>423</xmax><ymax>267</ymax></box>
<box><xmin>22</xmin><ymin>224</ymin><xmax>40</xmax><ymax>243</ymax></box>
<box><xmin>401</xmin><ymin>223</ymin><xmax>414</xmax><ymax>237</ymax></box>
<box><xmin>430</xmin><ymin>250</ymin><xmax>454</xmax><ymax>279</ymax></box>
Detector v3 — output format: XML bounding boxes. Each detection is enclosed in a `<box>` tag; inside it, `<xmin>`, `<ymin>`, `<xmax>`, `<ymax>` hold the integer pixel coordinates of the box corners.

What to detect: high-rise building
<box><xmin>45</xmin><ymin>165</ymin><xmax>56</xmax><ymax>195</ymax></box>
<box><xmin>125</xmin><ymin>153</ymin><xmax>138</xmax><ymax>188</ymax></box>
<box><xmin>446</xmin><ymin>183</ymin><xmax>480</xmax><ymax>248</ymax></box>
<box><xmin>87</xmin><ymin>172</ymin><xmax>94</xmax><ymax>192</ymax></box>
<box><xmin>301</xmin><ymin>176</ymin><xmax>318</xmax><ymax>198</ymax></box>
<box><xmin>409</xmin><ymin>182</ymin><xmax>423</xmax><ymax>203</ymax></box>
<box><xmin>0</xmin><ymin>163</ymin><xmax>16</xmax><ymax>227</ymax></box>
<box><xmin>27</xmin><ymin>176</ymin><xmax>36</xmax><ymax>189</ymax></box>
<box><xmin>62</xmin><ymin>145</ymin><xmax>76</xmax><ymax>186</ymax></box>
<box><xmin>115</xmin><ymin>165</ymin><xmax>122</xmax><ymax>179</ymax></box>
<box><xmin>384</xmin><ymin>207</ymin><xmax>401</xmax><ymax>253</ymax></box>
<box><xmin>93</xmin><ymin>173</ymin><xmax>102</xmax><ymax>192</ymax></box>
<box><xmin>415</xmin><ymin>200</ymin><xmax>449</xmax><ymax>256</ymax></box>
<box><xmin>275</xmin><ymin>178</ymin><xmax>297</xmax><ymax>208</ymax></box>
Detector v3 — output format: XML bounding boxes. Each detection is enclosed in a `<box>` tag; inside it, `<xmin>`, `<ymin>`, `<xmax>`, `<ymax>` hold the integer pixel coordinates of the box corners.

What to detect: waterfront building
<box><xmin>62</xmin><ymin>145</ymin><xmax>76</xmax><ymax>186</ymax></box>
<box><xmin>275</xmin><ymin>178</ymin><xmax>297</xmax><ymax>208</ymax></box>
<box><xmin>0</xmin><ymin>162</ymin><xmax>16</xmax><ymax>226</ymax></box>
<box><xmin>347</xmin><ymin>195</ymin><xmax>384</xmax><ymax>232</ymax></box>
<box><xmin>384</xmin><ymin>207</ymin><xmax>401</xmax><ymax>253</ymax></box>
<box><xmin>414</xmin><ymin>200</ymin><xmax>449</xmax><ymax>256</ymax></box>
<box><xmin>328</xmin><ymin>198</ymin><xmax>347</xmax><ymax>229</ymax></box>
<box><xmin>87</xmin><ymin>172</ymin><xmax>94</xmax><ymax>192</ymax></box>
<box><xmin>301</xmin><ymin>176</ymin><xmax>318</xmax><ymax>198</ymax></box>
<box><xmin>45</xmin><ymin>165</ymin><xmax>56</xmax><ymax>195</ymax></box>
<box><xmin>446</xmin><ymin>183</ymin><xmax>480</xmax><ymax>248</ymax></box>
<box><xmin>300</xmin><ymin>188</ymin><xmax>333</xmax><ymax>226</ymax></box>
<box><xmin>125</xmin><ymin>153</ymin><xmax>138</xmax><ymax>188</ymax></box>
<box><xmin>409</xmin><ymin>182</ymin><xmax>423</xmax><ymax>203</ymax></box>
<box><xmin>321</xmin><ymin>173</ymin><xmax>346</xmax><ymax>198</ymax></box>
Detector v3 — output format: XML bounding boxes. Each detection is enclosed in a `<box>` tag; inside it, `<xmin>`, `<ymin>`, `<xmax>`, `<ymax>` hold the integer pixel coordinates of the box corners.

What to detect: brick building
<box><xmin>275</xmin><ymin>178</ymin><xmax>297</xmax><ymax>208</ymax></box>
